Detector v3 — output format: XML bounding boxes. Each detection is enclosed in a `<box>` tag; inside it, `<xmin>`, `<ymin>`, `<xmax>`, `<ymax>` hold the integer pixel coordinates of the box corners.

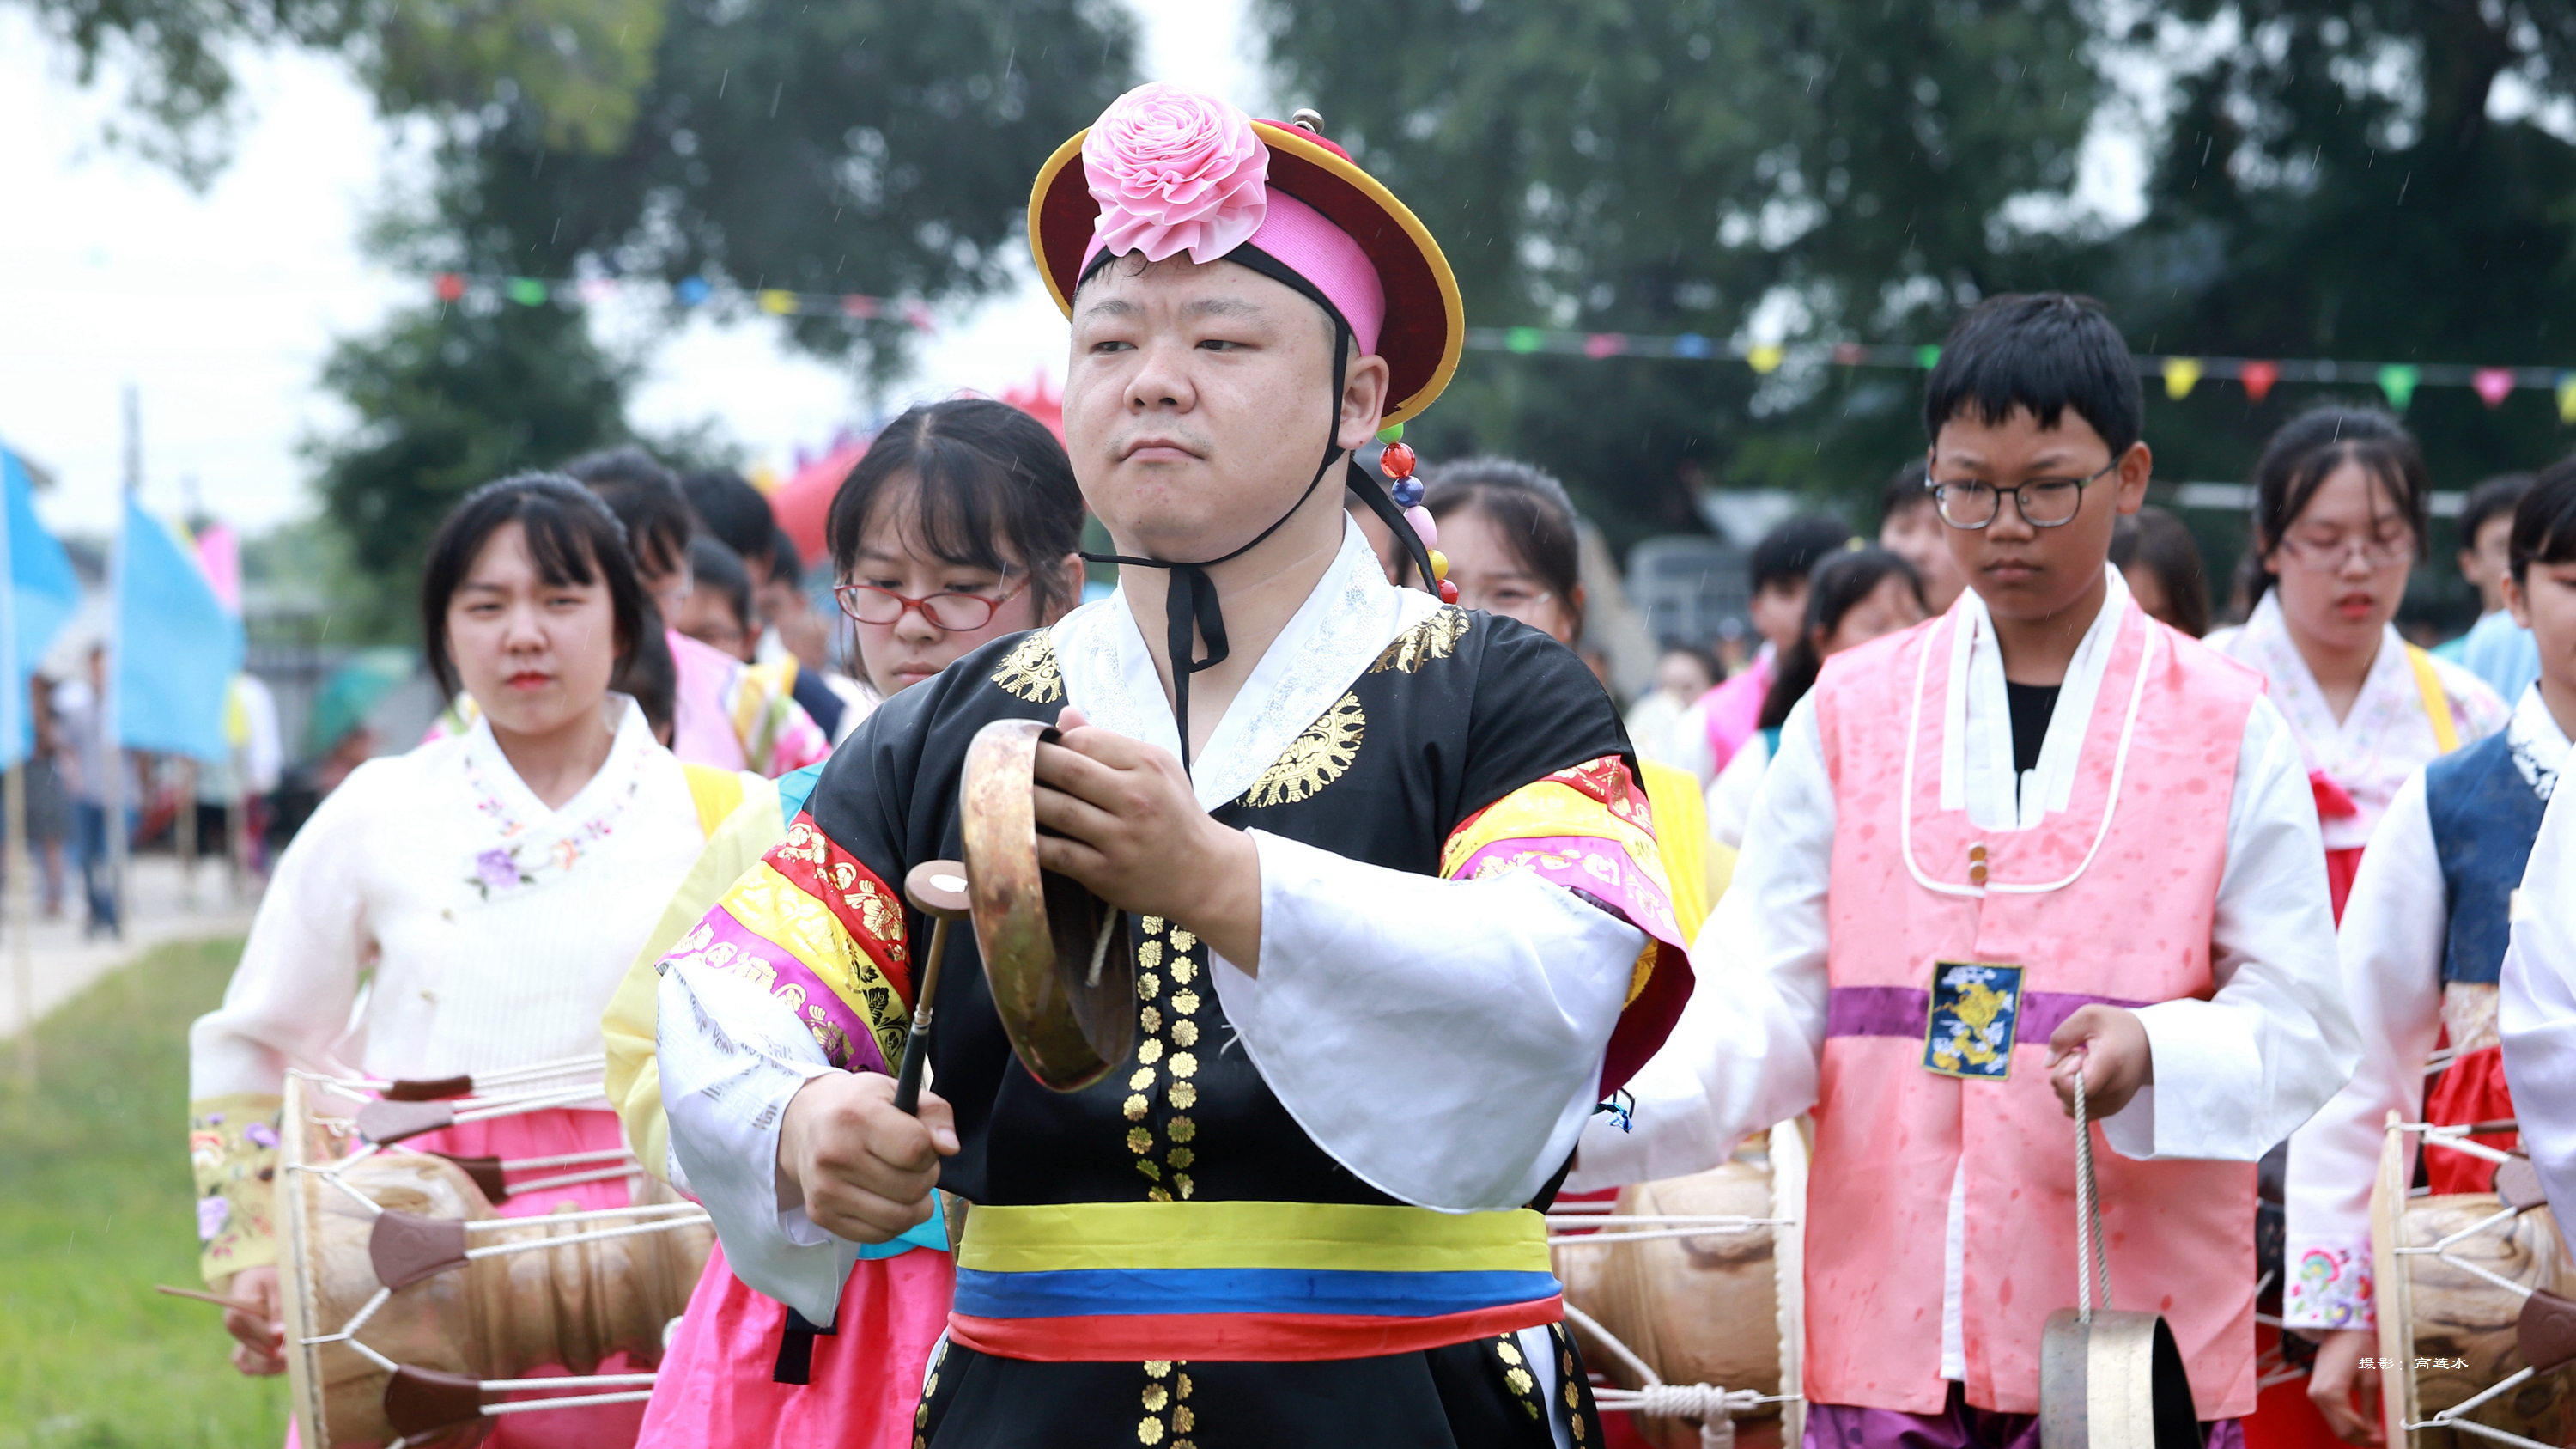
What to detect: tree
<box><xmin>310</xmin><ymin>297</ymin><xmax>632</xmax><ymax>636</ymax></box>
<box><xmin>1263</xmin><ymin>0</ymin><xmax>2576</xmax><ymax>595</ymax></box>
<box><xmin>410</xmin><ymin>0</ymin><xmax>1139</xmax><ymax>379</ymax></box>
<box><xmin>1257</xmin><ymin>0</ymin><xmax>2101</xmax><ymax>555</ymax></box>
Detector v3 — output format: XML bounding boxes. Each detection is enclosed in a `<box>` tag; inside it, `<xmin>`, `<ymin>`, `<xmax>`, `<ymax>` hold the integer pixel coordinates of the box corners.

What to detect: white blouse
<box><xmin>191</xmin><ymin>697</ymin><xmax>711</xmax><ymax>1098</ymax></box>
<box><xmin>2287</xmin><ymin>686</ymin><xmax>2571</xmax><ymax>1328</ymax></box>
<box><xmin>2208</xmin><ymin>593</ymin><xmax>2509</xmax><ymax>851</ymax></box>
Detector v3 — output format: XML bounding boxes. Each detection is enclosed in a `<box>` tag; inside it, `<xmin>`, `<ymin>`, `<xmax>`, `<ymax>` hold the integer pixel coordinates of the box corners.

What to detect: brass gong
<box><xmin>961</xmin><ymin>718</ymin><xmax>1135</xmax><ymax>1091</ymax></box>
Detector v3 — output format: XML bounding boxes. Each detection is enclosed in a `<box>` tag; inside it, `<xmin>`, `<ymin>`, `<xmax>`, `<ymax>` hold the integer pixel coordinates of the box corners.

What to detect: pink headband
<box><xmin>1078</xmin><ymin>83</ymin><xmax>1386</xmax><ymax>356</ymax></box>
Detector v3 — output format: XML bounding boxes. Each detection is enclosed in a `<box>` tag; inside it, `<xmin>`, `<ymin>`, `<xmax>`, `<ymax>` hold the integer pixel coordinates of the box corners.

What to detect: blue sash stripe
<box><xmin>951</xmin><ymin>1266</ymin><xmax>1564</xmax><ymax>1320</ymax></box>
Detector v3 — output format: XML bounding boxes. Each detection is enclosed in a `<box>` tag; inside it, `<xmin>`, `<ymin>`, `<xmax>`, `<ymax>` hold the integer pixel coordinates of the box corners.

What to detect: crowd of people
<box><xmin>169</xmin><ymin>79</ymin><xmax>2576</xmax><ymax>1449</ymax></box>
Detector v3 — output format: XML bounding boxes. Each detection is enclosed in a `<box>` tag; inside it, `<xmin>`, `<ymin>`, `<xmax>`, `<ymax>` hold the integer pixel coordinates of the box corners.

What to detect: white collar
<box><xmin>1941</xmin><ymin>565</ymin><xmax>2137</xmax><ymax>831</ymax></box>
<box><xmin>459</xmin><ymin>694</ymin><xmax>653</xmax><ymax>837</ymax></box>
<box><xmin>2512</xmin><ymin>685</ymin><xmax>2571</xmax><ymax>799</ymax></box>
<box><xmin>1051</xmin><ymin>520</ymin><xmax>1437</xmax><ymax>812</ymax></box>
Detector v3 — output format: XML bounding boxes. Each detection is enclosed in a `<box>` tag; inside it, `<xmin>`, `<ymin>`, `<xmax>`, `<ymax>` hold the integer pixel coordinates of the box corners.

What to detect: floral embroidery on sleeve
<box><xmin>2282</xmin><ymin>1238</ymin><xmax>2374</xmax><ymax>1330</ymax></box>
<box><xmin>190</xmin><ymin>1094</ymin><xmax>283</xmax><ymax>1285</ymax></box>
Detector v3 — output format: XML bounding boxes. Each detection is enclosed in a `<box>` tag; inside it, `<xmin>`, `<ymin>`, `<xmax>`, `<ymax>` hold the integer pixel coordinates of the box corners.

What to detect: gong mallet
<box><xmin>893</xmin><ymin>861</ymin><xmax>973</xmax><ymax>1116</ymax></box>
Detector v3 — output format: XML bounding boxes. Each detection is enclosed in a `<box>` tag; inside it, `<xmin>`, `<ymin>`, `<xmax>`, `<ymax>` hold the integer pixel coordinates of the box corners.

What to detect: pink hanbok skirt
<box><xmin>637</xmin><ymin>1239</ymin><xmax>956</xmax><ymax>1449</ymax></box>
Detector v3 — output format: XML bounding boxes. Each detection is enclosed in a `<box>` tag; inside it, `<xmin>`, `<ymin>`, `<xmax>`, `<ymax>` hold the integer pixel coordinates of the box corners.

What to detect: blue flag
<box><xmin>113</xmin><ymin>496</ymin><xmax>244</xmax><ymax>761</ymax></box>
<box><xmin>0</xmin><ymin>450</ymin><xmax>80</xmax><ymax>768</ymax></box>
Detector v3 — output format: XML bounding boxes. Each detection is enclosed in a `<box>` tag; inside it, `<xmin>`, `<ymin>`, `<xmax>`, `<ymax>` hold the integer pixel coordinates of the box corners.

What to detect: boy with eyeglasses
<box><xmin>1571</xmin><ymin>293</ymin><xmax>2356</xmax><ymax>1448</ymax></box>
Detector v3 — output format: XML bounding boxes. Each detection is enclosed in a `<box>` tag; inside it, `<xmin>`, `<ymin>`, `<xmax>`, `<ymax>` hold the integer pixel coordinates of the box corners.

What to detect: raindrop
<box><xmin>771</xmin><ymin>83</ymin><xmax>782</xmax><ymax>119</ymax></box>
<box><xmin>719</xmin><ymin>69</ymin><xmax>730</xmax><ymax>100</ymax></box>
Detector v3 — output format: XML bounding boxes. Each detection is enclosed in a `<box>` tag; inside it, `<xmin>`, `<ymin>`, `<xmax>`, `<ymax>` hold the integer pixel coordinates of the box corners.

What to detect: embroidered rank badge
<box><xmin>1923</xmin><ymin>961</ymin><xmax>2024</xmax><ymax>1080</ymax></box>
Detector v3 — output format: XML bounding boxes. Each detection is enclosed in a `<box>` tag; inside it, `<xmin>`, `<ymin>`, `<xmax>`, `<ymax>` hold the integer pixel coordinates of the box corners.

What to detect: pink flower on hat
<box><xmin>1082</xmin><ymin>83</ymin><xmax>1268</xmax><ymax>265</ymax></box>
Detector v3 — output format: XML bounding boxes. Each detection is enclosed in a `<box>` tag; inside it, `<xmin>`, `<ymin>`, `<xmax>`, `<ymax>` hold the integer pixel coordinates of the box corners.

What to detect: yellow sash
<box><xmin>2403</xmin><ymin>644</ymin><xmax>2461</xmax><ymax>755</ymax></box>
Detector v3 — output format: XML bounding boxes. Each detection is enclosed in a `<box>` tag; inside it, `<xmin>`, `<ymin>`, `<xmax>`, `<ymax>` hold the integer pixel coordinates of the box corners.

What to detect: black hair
<box><xmin>622</xmin><ymin>610</ymin><xmax>677</xmax><ymax>740</ymax></box>
<box><xmin>2461</xmin><ymin>472</ymin><xmax>2536</xmax><ymax>548</ymax></box>
<box><xmin>1420</xmin><ymin>458</ymin><xmax>1587</xmax><ymax>639</ymax></box>
<box><xmin>824</xmin><ymin>398</ymin><xmax>1087</xmax><ymax>621</ymax></box>
<box><xmin>2511</xmin><ymin>456</ymin><xmax>2576</xmax><ymax>583</ymax></box>
<box><xmin>419</xmin><ymin>472</ymin><xmax>649</xmax><ymax>702</ymax></box>
<box><xmin>562</xmin><ymin>446</ymin><xmax>696</xmax><ymax>580</ymax></box>
<box><xmin>765</xmin><ymin>526</ymin><xmax>805</xmax><ymax>591</ymax></box>
<box><xmin>2110</xmin><ymin>506</ymin><xmax>2214</xmax><ymax>638</ymax></box>
<box><xmin>1923</xmin><ymin>293</ymin><xmax>2142</xmax><ymax>458</ymax></box>
<box><xmin>1751</xmin><ymin>515</ymin><xmax>1854</xmax><ymax>594</ymax></box>
<box><xmin>2245</xmin><ymin>405</ymin><xmax>2430</xmax><ymax>605</ymax></box>
<box><xmin>1759</xmin><ymin>548</ymin><xmax>1926</xmax><ymax>730</ymax></box>
<box><xmin>1879</xmin><ymin>457</ymin><xmax>1933</xmax><ymax>527</ymax></box>
<box><xmin>688</xmin><ymin>535</ymin><xmax>756</xmax><ymax>639</ymax></box>
<box><xmin>680</xmin><ymin>468</ymin><xmax>778</xmax><ymax>563</ymax></box>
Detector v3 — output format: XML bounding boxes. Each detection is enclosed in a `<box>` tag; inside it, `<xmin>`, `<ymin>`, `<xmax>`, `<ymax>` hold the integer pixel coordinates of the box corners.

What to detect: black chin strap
<box><xmin>1084</xmin><ymin>323</ymin><xmax>1353</xmax><ymax>770</ymax></box>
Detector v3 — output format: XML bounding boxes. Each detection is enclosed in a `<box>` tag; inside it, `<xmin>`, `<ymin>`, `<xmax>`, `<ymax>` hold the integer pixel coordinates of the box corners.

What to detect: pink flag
<box><xmin>194</xmin><ymin>521</ymin><xmax>241</xmax><ymax>614</ymax></box>
<box><xmin>2474</xmin><ymin>368</ymin><xmax>2517</xmax><ymax>409</ymax></box>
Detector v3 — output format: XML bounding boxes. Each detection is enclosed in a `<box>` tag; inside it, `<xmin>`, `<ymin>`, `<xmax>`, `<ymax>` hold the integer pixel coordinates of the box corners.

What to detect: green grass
<box><xmin>0</xmin><ymin>936</ymin><xmax>289</xmax><ymax>1449</ymax></box>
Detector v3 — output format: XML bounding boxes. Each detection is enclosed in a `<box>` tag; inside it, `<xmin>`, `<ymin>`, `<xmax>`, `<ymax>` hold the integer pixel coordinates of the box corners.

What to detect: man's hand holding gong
<box><xmin>1032</xmin><ymin>705</ymin><xmax>1265</xmax><ymax>972</ymax></box>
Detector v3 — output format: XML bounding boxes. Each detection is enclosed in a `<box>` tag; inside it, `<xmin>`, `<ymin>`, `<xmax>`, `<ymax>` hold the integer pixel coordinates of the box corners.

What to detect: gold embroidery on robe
<box><xmin>991</xmin><ymin>632</ymin><xmax>1065</xmax><ymax>703</ymax></box>
<box><xmin>1240</xmin><ymin>693</ymin><xmax>1364</xmax><ymax>807</ymax></box>
<box><xmin>1369</xmin><ymin>606</ymin><xmax>1470</xmax><ymax>673</ymax></box>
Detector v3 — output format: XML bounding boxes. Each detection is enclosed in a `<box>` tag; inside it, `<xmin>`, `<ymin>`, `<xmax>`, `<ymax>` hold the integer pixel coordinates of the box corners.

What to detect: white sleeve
<box><xmin>657</xmin><ymin>959</ymin><xmax>857</xmax><ymax>1326</ymax></box>
<box><xmin>1703</xmin><ymin>734</ymin><xmax>1769</xmax><ymax>852</ymax></box>
<box><xmin>1210</xmin><ymin>830</ymin><xmax>1645</xmax><ymax>1212</ymax></box>
<box><xmin>2504</xmin><ymin>788</ymin><xmax>2576</xmax><ymax>1220</ymax></box>
<box><xmin>1669</xmin><ymin>701</ymin><xmax>1716</xmax><ymax>786</ymax></box>
<box><xmin>1565</xmin><ymin>696</ymin><xmax>1832</xmax><ymax>1192</ymax></box>
<box><xmin>187</xmin><ymin>770</ymin><xmax>379</xmax><ymax>1099</ymax></box>
<box><xmin>2104</xmin><ymin>696</ymin><xmax>2358</xmax><ymax>1163</ymax></box>
<box><xmin>2281</xmin><ymin>770</ymin><xmax>2443</xmax><ymax>1330</ymax></box>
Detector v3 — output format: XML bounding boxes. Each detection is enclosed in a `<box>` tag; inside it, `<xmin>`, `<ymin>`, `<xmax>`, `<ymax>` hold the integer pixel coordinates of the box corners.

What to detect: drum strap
<box><xmin>772</xmin><ymin>1306</ymin><xmax>838</xmax><ymax>1385</ymax></box>
<box><xmin>2074</xmin><ymin>1067</ymin><xmax>2113</xmax><ymax>1319</ymax></box>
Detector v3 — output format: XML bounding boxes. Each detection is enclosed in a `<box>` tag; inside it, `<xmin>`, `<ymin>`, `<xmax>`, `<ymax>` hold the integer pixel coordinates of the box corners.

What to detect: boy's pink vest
<box><xmin>1804</xmin><ymin>600</ymin><xmax>2263</xmax><ymax>1421</ymax></box>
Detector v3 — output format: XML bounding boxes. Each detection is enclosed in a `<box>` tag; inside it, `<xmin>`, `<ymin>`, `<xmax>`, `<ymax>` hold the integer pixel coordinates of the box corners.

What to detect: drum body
<box><xmin>1555</xmin><ymin>1122</ymin><xmax>1807</xmax><ymax>1449</ymax></box>
<box><xmin>2372</xmin><ymin>1121</ymin><xmax>2576</xmax><ymax>1449</ymax></box>
<box><xmin>277</xmin><ymin>1075</ymin><xmax>714</xmax><ymax>1447</ymax></box>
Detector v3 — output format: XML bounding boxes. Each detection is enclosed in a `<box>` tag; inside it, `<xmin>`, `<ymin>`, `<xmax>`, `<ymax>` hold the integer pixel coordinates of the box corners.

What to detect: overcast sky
<box><xmin>0</xmin><ymin>0</ymin><xmax>1267</xmax><ymax>540</ymax></box>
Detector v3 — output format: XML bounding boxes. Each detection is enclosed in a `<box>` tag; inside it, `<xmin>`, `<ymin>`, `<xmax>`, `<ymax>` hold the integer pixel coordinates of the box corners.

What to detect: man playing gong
<box><xmin>652</xmin><ymin>82</ymin><xmax>1692</xmax><ymax>1446</ymax></box>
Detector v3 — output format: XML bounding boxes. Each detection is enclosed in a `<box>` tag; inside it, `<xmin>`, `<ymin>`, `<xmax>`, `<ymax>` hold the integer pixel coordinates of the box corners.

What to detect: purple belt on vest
<box><xmin>1825</xmin><ymin>986</ymin><xmax>2153</xmax><ymax>1044</ymax></box>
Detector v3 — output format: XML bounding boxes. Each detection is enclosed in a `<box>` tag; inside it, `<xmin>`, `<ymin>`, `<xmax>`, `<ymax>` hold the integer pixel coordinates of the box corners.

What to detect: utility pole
<box><xmin>105</xmin><ymin>385</ymin><xmax>136</xmax><ymax>941</ymax></box>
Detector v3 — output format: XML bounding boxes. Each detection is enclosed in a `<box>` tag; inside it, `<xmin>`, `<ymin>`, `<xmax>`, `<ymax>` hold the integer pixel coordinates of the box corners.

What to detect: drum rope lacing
<box><xmin>288</xmin><ymin>1073</ymin><xmax>712</xmax><ymax>1437</ymax></box>
<box><xmin>2383</xmin><ymin>1119</ymin><xmax>2564</xmax><ymax>1449</ymax></box>
<box><xmin>1552</xmin><ymin>1190</ymin><xmax>1806</xmax><ymax>1449</ymax></box>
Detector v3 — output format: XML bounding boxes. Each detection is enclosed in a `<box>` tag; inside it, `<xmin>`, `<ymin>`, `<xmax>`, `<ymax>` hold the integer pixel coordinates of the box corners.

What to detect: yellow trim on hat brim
<box><xmin>1026</xmin><ymin>121</ymin><xmax>1464</xmax><ymax>428</ymax></box>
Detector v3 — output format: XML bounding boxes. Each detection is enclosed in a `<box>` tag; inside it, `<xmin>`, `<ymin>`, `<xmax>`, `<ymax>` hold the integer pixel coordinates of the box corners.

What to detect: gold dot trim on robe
<box><xmin>1138</xmin><ymin>1359</ymin><xmax>1198</xmax><ymax>1447</ymax></box>
<box><xmin>1493</xmin><ymin>1334</ymin><xmax>1542</xmax><ymax>1421</ymax></box>
<box><xmin>989</xmin><ymin>631</ymin><xmax>1066</xmax><ymax>703</ymax></box>
<box><xmin>1127</xmin><ymin>917</ymin><xmax>1204</xmax><ymax>1201</ymax></box>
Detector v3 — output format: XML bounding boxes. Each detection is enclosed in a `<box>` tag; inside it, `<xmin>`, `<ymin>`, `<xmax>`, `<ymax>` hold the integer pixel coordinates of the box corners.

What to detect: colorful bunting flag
<box><xmin>434</xmin><ymin>272</ymin><xmax>467</xmax><ymax>303</ymax></box>
<box><xmin>1673</xmin><ymin>334</ymin><xmax>1714</xmax><ymax>360</ymax></box>
<box><xmin>2557</xmin><ymin>372</ymin><xmax>2576</xmax><ymax>424</ymax></box>
<box><xmin>1914</xmin><ymin>345</ymin><xmax>1942</xmax><ymax>370</ymax></box>
<box><xmin>2239</xmin><ymin>361</ymin><xmax>2280</xmax><ymax>404</ymax></box>
<box><xmin>505</xmin><ymin>277</ymin><xmax>550</xmax><ymax>307</ymax></box>
<box><xmin>2474</xmin><ymin>368</ymin><xmax>2517</xmax><ymax>408</ymax></box>
<box><xmin>2377</xmin><ymin>364</ymin><xmax>2420</xmax><ymax>411</ymax></box>
<box><xmin>1504</xmin><ymin>327</ymin><xmax>1545</xmax><ymax>354</ymax></box>
<box><xmin>1747</xmin><ymin>344</ymin><xmax>1785</xmax><ymax>374</ymax></box>
<box><xmin>758</xmin><ymin>289</ymin><xmax>797</xmax><ymax>315</ymax></box>
<box><xmin>1583</xmin><ymin>333</ymin><xmax>1628</xmax><ymax>359</ymax></box>
<box><xmin>2163</xmin><ymin>358</ymin><xmax>2203</xmax><ymax>400</ymax></box>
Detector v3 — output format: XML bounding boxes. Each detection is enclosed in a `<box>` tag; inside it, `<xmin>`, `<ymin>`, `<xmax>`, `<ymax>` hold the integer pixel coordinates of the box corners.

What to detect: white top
<box><xmin>2287</xmin><ymin>685</ymin><xmax>2570</xmax><ymax>1327</ymax></box>
<box><xmin>1570</xmin><ymin>569</ymin><xmax>2357</xmax><ymax>1379</ymax></box>
<box><xmin>190</xmin><ymin>697</ymin><xmax>710</xmax><ymax>1099</ymax></box>
<box><xmin>2208</xmin><ymin>593</ymin><xmax>2509</xmax><ymax>850</ymax></box>
<box><xmin>657</xmin><ymin>521</ymin><xmax>1649</xmax><ymax>1329</ymax></box>
<box><xmin>2503</xmin><ymin>714</ymin><xmax>2576</xmax><ymax>1221</ymax></box>
<box><xmin>1704</xmin><ymin>728</ymin><xmax>1773</xmax><ymax>851</ymax></box>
